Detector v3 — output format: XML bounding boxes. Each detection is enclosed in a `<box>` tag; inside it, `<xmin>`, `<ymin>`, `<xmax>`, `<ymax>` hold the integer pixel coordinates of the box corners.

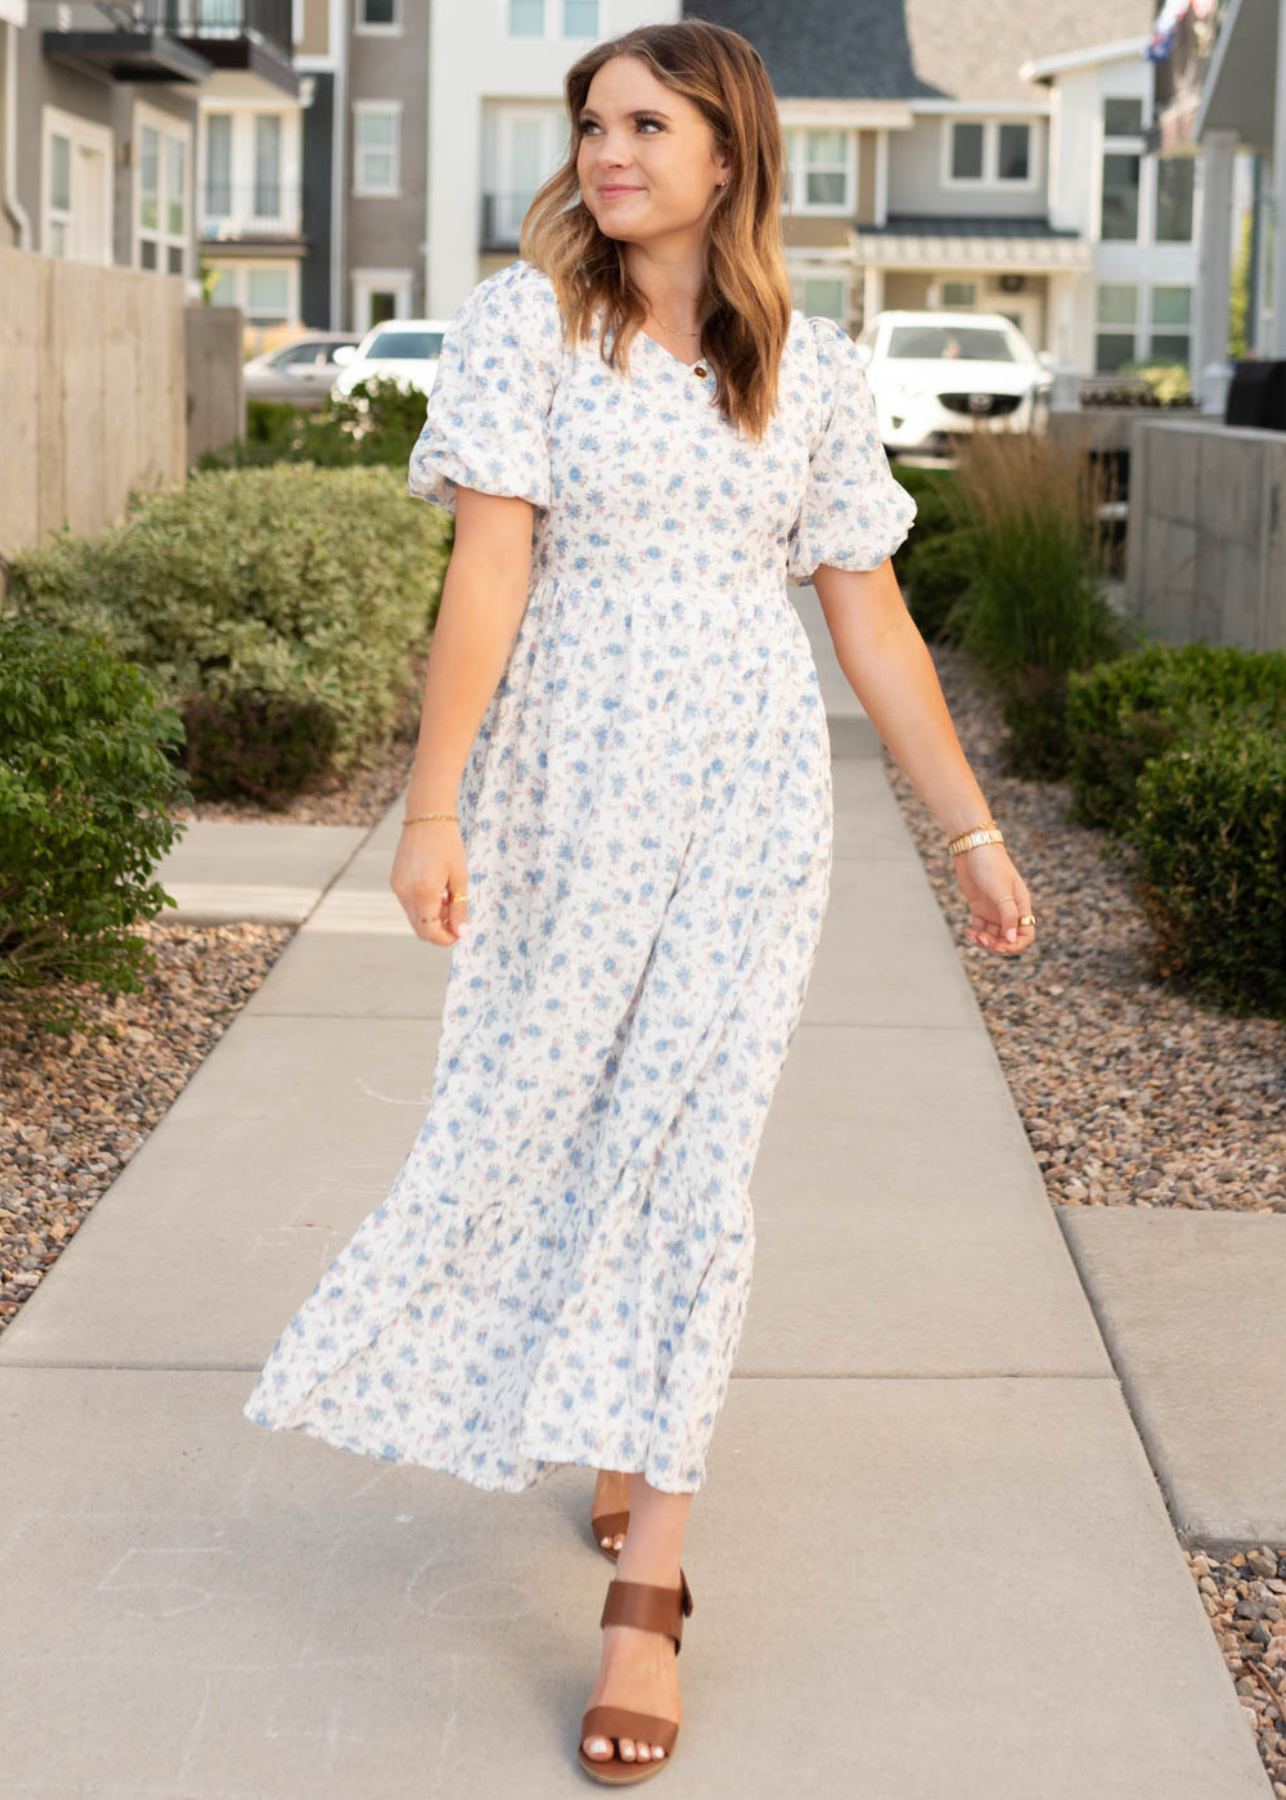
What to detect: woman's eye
<box><xmin>580</xmin><ymin>119</ymin><xmax>660</xmax><ymax>133</ymax></box>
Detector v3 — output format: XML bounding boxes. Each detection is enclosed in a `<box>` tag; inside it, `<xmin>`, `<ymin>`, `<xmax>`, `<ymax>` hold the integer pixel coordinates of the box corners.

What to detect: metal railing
<box><xmin>200</xmin><ymin>182</ymin><xmax>302</xmax><ymax>238</ymax></box>
<box><xmin>141</xmin><ymin>0</ymin><xmax>292</xmax><ymax>56</ymax></box>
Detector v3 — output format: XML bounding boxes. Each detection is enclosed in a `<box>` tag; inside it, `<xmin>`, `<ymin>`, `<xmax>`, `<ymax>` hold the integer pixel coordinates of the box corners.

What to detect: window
<box><xmin>801</xmin><ymin>277</ymin><xmax>845</xmax><ymax>322</ymax></box>
<box><xmin>1101</xmin><ymin>153</ymin><xmax>1140</xmax><ymax>241</ymax></box>
<box><xmin>136</xmin><ymin>106</ymin><xmax>189</xmax><ymax>276</ymax></box>
<box><xmin>563</xmin><ymin>0</ymin><xmax>597</xmax><ymax>32</ymax></box>
<box><xmin>1150</xmin><ymin>285</ymin><xmax>1191</xmax><ymax>364</ymax></box>
<box><xmin>783</xmin><ymin>128</ymin><xmax>853</xmax><ymax>211</ymax></box>
<box><xmin>47</xmin><ymin>133</ymin><xmax>71</xmax><ymax>257</ymax></box>
<box><xmin>508</xmin><ymin>0</ymin><xmax>542</xmax><ymax>33</ymax></box>
<box><xmin>199</xmin><ymin>109</ymin><xmax>299</xmax><ymax>239</ymax></box>
<box><xmin>208</xmin><ymin>261</ymin><xmax>297</xmax><ymax>327</ymax></box>
<box><xmin>802</xmin><ymin>131</ymin><xmax>847</xmax><ymax>206</ymax></box>
<box><xmin>942</xmin><ymin>280</ymin><xmax>977</xmax><ymax>307</ymax></box>
<box><xmin>1104</xmin><ymin>96</ymin><xmax>1144</xmax><ymax>136</ymax></box>
<box><xmin>947</xmin><ymin>119</ymin><xmax>1033</xmax><ymax>187</ymax></box>
<box><xmin>1095</xmin><ymin>282</ymin><xmax>1137</xmax><ymax>372</ymax></box>
<box><xmin>353</xmin><ymin>102</ymin><xmax>400</xmax><ymax>196</ymax></box>
<box><xmin>205</xmin><ymin>113</ymin><xmax>232</xmax><ymax>215</ymax></box>
<box><xmin>355</xmin><ymin>0</ymin><xmax>399</xmax><ymax>29</ymax></box>
<box><xmin>997</xmin><ymin>123</ymin><xmax>1029</xmax><ymax>181</ymax></box>
<box><xmin>254</xmin><ymin>114</ymin><xmax>281</xmax><ymax>217</ymax></box>
<box><xmin>1155</xmin><ymin>156</ymin><xmax>1194</xmax><ymax>242</ymax></box>
<box><xmin>951</xmin><ymin>122</ymin><xmax>983</xmax><ymax>180</ymax></box>
<box><xmin>887</xmin><ymin>323</ymin><xmax>1016</xmax><ymax>361</ymax></box>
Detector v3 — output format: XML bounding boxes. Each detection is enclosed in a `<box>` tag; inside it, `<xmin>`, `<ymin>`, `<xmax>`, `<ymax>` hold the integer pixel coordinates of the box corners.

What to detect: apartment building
<box><xmin>424</xmin><ymin>0</ymin><xmax>1200</xmax><ymax>375</ymax></box>
<box><xmin>286</xmin><ymin>0</ymin><xmax>427</xmax><ymax>331</ymax></box>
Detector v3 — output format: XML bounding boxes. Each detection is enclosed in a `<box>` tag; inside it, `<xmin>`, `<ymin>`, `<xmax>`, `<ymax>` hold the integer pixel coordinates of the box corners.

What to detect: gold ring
<box><xmin>1019</xmin><ymin>913</ymin><xmax>1036</xmax><ymax>926</ymax></box>
<box><xmin>450</xmin><ymin>892</ymin><xmax>468</xmax><ymax>903</ymax></box>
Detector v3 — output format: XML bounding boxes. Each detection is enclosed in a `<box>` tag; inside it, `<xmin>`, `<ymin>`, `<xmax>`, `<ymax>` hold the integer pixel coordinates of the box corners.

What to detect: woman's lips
<box><xmin>600</xmin><ymin>186</ymin><xmax>643</xmax><ymax>197</ymax></box>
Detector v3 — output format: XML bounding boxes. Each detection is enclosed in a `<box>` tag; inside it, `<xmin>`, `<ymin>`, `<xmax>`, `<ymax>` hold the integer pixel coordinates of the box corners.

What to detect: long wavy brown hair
<box><xmin>520</xmin><ymin>20</ymin><xmax>793</xmax><ymax>443</ymax></box>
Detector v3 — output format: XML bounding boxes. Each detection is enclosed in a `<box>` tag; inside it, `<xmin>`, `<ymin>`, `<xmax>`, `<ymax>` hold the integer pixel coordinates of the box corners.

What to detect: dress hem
<box><xmin>241</xmin><ymin>1400</ymin><xmax>706</xmax><ymax>1497</ymax></box>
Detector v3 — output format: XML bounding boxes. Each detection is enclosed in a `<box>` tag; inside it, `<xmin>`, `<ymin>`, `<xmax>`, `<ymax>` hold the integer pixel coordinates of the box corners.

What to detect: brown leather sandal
<box><xmin>590</xmin><ymin>1506</ymin><xmax>630</xmax><ymax>1562</ymax></box>
<box><xmin>577</xmin><ymin>1568</ymin><xmax>694</xmax><ymax>1785</ymax></box>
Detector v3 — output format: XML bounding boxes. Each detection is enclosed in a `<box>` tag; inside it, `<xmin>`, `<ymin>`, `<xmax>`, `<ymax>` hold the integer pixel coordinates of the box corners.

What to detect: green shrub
<box><xmin>199</xmin><ymin>375</ymin><xmax>431</xmax><ymax>471</ymax></box>
<box><xmin>1066</xmin><ymin>642</ymin><xmax>1286</xmax><ymax>836</ymax></box>
<box><xmin>1126</xmin><ymin>720</ymin><xmax>1286</xmax><ymax>1019</ymax></box>
<box><xmin>947</xmin><ymin>430</ymin><xmax>1137</xmax><ymax>778</ymax></box>
<box><xmin>0</xmin><ymin>616</ymin><xmax>190</xmax><ymax>1032</ymax></box>
<box><xmin>887</xmin><ymin>463</ymin><xmax>978</xmax><ymax>641</ymax></box>
<box><xmin>5</xmin><ymin>464</ymin><xmax>451</xmax><ymax>805</ymax></box>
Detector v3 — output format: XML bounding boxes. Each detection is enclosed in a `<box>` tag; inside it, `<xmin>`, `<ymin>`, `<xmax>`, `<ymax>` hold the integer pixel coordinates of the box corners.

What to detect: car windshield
<box><xmin>364</xmin><ymin>329</ymin><xmax>444</xmax><ymax>361</ymax></box>
<box><xmin>887</xmin><ymin>325</ymin><xmax>1017</xmax><ymax>363</ymax></box>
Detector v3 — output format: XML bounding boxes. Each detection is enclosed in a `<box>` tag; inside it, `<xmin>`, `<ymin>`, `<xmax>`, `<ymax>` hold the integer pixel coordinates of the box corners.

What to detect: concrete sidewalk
<box><xmin>0</xmin><ymin>590</ymin><xmax>1270</xmax><ymax>1798</ymax></box>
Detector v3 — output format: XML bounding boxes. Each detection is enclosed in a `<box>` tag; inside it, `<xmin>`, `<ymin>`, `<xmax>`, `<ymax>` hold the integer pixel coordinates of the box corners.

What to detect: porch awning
<box><xmin>854</xmin><ymin>214</ymin><xmax>1092</xmax><ymax>272</ymax></box>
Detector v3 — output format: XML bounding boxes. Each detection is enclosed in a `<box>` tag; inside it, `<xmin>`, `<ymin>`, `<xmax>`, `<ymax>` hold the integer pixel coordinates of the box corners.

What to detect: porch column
<box><xmin>1273</xmin><ymin>0</ymin><xmax>1286</xmax><ymax>355</ymax></box>
<box><xmin>861</xmin><ymin>263</ymin><xmax>884</xmax><ymax>331</ymax></box>
<box><xmin>1192</xmin><ymin>127</ymin><xmax>1238</xmax><ymax>409</ymax></box>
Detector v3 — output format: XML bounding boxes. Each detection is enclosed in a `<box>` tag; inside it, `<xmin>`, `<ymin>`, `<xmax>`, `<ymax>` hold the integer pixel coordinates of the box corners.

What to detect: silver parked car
<box><xmin>243</xmin><ymin>331</ymin><xmax>364</xmax><ymax>406</ymax></box>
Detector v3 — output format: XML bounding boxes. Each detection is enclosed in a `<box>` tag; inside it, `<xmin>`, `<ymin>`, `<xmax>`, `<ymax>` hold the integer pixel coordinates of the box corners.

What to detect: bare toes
<box><xmin>619</xmin><ymin>1737</ymin><xmax>636</xmax><ymax>1760</ymax></box>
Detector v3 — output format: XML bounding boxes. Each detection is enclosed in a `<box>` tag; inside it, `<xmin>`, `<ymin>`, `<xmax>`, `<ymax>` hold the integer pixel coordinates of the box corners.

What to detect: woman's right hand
<box><xmin>390</xmin><ymin>820</ymin><xmax>470</xmax><ymax>947</ymax></box>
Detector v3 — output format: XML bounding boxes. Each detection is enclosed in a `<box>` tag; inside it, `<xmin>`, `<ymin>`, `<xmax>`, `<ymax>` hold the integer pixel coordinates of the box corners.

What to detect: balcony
<box><xmin>200</xmin><ymin>183</ymin><xmax>305</xmax><ymax>249</ymax></box>
<box><xmin>141</xmin><ymin>1</ymin><xmax>298</xmax><ymax>96</ymax></box>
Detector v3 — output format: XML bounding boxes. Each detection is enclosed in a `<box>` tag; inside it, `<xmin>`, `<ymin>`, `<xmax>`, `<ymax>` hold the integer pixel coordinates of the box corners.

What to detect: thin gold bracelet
<box><xmin>402</xmin><ymin>810</ymin><xmax>459</xmax><ymax>826</ymax></box>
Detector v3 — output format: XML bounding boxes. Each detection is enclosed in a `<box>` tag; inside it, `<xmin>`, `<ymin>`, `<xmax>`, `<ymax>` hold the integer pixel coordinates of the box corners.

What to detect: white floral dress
<box><xmin>243</xmin><ymin>258</ymin><xmax>916</xmax><ymax>1494</ymax></box>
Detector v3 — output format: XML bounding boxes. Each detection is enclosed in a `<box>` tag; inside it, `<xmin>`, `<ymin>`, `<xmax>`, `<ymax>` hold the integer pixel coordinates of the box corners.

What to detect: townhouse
<box><xmin>0</xmin><ymin>0</ymin><xmax>299</xmax><ymax>312</ymax></box>
<box><xmin>427</xmin><ymin>0</ymin><xmax>1203</xmax><ymax>375</ymax></box>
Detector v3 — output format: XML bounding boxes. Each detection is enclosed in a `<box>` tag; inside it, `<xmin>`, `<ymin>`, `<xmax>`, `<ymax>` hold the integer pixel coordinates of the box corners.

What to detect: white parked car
<box><xmin>330</xmin><ymin>318</ymin><xmax>453</xmax><ymax>401</ymax></box>
<box><xmin>855</xmin><ymin>310</ymin><xmax>1054</xmax><ymax>453</ymax></box>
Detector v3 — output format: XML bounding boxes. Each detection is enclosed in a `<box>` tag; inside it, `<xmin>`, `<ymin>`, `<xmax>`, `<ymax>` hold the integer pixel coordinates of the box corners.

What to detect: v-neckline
<box><xmin>637</xmin><ymin>330</ymin><xmax>710</xmax><ymax>376</ymax></box>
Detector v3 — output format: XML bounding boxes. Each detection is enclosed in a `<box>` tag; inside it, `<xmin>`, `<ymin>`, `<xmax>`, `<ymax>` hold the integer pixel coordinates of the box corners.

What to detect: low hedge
<box><xmin>0</xmin><ymin>615</ymin><xmax>190</xmax><ymax>1031</ymax></box>
<box><xmin>5</xmin><ymin>463</ymin><xmax>451</xmax><ymax>804</ymax></box>
<box><xmin>198</xmin><ymin>375</ymin><xmax>430</xmax><ymax>471</ymax></box>
<box><xmin>1065</xmin><ymin>642</ymin><xmax>1286</xmax><ymax>836</ymax></box>
<box><xmin>1127</xmin><ymin>719</ymin><xmax>1286</xmax><ymax>1019</ymax></box>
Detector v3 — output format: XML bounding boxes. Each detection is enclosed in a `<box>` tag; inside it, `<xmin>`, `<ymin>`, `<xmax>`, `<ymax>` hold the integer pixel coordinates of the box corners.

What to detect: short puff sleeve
<box><xmin>785</xmin><ymin>315</ymin><xmax>917</xmax><ymax>586</ymax></box>
<box><xmin>407</xmin><ymin>259</ymin><xmax>562</xmax><ymax>516</ymax></box>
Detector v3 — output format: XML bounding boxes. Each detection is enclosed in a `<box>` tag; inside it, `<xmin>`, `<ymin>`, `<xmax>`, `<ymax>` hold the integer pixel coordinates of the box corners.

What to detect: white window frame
<box><xmin>1093</xmin><ymin>281</ymin><xmax>1192</xmax><ymax>371</ymax></box>
<box><xmin>352</xmin><ymin>266</ymin><xmax>413</xmax><ymax>332</ymax></box>
<box><xmin>198</xmin><ymin>101</ymin><xmax>301</xmax><ymax>241</ymax></box>
<box><xmin>1148</xmin><ymin>283</ymin><xmax>1192</xmax><ymax>363</ymax></box>
<box><xmin>353</xmin><ymin>0</ymin><xmax>401</xmax><ymax>34</ymax></box>
<box><xmin>207</xmin><ymin>259</ymin><xmax>300</xmax><ymax>327</ymax></box>
<box><xmin>783</xmin><ymin>127</ymin><xmax>857</xmax><ymax>215</ymax></box>
<box><xmin>353</xmin><ymin>99</ymin><xmax>401</xmax><ymax>197</ymax></box>
<box><xmin>133</xmin><ymin>101</ymin><xmax>192</xmax><ymax>278</ymax></box>
<box><xmin>941</xmin><ymin>117</ymin><xmax>1039</xmax><ymax>193</ymax></box>
<box><xmin>40</xmin><ymin>105</ymin><xmax>113</xmax><ymax>264</ymax></box>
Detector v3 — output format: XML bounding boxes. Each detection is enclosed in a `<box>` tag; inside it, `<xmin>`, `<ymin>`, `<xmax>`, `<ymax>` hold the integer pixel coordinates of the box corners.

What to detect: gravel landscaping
<box><xmin>1</xmin><ymin>629</ymin><xmax>1281</xmax><ymax>1789</ymax></box>
<box><xmin>883</xmin><ymin>640</ymin><xmax>1286</xmax><ymax>1216</ymax></box>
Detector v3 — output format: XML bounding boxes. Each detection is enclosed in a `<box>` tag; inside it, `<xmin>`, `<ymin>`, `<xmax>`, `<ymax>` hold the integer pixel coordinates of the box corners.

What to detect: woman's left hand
<box><xmin>951</xmin><ymin>841</ymin><xmax>1037</xmax><ymax>955</ymax></box>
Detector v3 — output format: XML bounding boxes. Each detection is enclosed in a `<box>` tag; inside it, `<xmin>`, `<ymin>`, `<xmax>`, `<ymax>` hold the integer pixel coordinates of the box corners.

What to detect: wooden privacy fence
<box><xmin>0</xmin><ymin>247</ymin><xmax>244</xmax><ymax>566</ymax></box>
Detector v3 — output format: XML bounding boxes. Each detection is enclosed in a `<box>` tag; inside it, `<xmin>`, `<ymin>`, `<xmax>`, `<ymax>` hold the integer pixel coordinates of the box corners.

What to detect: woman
<box><xmin>243</xmin><ymin>19</ymin><xmax>1036</xmax><ymax>1785</ymax></box>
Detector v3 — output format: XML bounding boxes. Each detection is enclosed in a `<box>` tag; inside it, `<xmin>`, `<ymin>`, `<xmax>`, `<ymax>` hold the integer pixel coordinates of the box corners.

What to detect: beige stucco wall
<box><xmin>0</xmin><ymin>246</ymin><xmax>187</xmax><ymax>558</ymax></box>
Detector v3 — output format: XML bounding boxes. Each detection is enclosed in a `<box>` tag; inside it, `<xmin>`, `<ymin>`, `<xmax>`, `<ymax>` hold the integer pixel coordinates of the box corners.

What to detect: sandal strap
<box><xmin>581</xmin><ymin>1704</ymin><xmax>680</xmax><ymax>1755</ymax></box>
<box><xmin>599</xmin><ymin>1568</ymin><xmax>694</xmax><ymax>1656</ymax></box>
<box><xmin>591</xmin><ymin>1509</ymin><xmax>631</xmax><ymax>1538</ymax></box>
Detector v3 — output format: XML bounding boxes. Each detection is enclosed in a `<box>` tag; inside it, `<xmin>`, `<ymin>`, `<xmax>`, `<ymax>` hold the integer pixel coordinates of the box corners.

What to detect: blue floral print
<box><xmin>242</xmin><ymin>258</ymin><xmax>916</xmax><ymax>1494</ymax></box>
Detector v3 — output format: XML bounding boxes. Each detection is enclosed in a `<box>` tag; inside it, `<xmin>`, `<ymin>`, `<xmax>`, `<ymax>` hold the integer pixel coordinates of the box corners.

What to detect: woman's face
<box><xmin>576</xmin><ymin>55</ymin><xmax>730</xmax><ymax>249</ymax></box>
